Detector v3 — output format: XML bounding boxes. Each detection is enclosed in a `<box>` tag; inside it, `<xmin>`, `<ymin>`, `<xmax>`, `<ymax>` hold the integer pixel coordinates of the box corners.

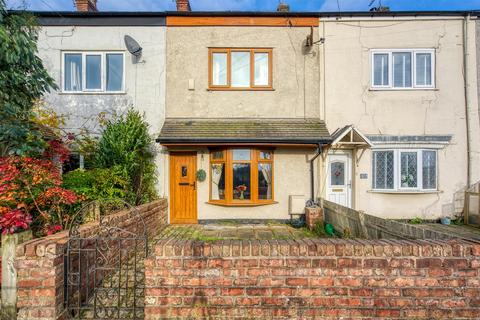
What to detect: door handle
<box><xmin>190</xmin><ymin>181</ymin><xmax>196</xmax><ymax>190</ymax></box>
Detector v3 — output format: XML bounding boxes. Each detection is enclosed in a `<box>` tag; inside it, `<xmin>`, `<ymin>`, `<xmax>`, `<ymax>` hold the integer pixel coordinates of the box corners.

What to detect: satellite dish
<box><xmin>124</xmin><ymin>35</ymin><xmax>142</xmax><ymax>57</ymax></box>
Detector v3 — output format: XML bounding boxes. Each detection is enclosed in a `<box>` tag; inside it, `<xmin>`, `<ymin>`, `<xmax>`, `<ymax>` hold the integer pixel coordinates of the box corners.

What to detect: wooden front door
<box><xmin>170</xmin><ymin>152</ymin><xmax>197</xmax><ymax>224</ymax></box>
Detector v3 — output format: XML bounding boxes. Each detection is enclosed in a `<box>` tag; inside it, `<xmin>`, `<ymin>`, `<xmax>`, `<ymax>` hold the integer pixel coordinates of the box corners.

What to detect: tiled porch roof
<box><xmin>157</xmin><ymin>118</ymin><xmax>331</xmax><ymax>145</ymax></box>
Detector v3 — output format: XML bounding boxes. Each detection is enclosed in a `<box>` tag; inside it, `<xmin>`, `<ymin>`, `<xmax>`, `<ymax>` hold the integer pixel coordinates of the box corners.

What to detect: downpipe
<box><xmin>463</xmin><ymin>13</ymin><xmax>472</xmax><ymax>187</ymax></box>
<box><xmin>309</xmin><ymin>144</ymin><xmax>323</xmax><ymax>205</ymax></box>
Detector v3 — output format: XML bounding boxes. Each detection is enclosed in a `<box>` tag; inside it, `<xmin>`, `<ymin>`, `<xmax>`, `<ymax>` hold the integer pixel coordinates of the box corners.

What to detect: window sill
<box><xmin>369</xmin><ymin>87</ymin><xmax>438</xmax><ymax>92</ymax></box>
<box><xmin>206</xmin><ymin>201</ymin><xmax>278</xmax><ymax>207</ymax></box>
<box><xmin>59</xmin><ymin>91</ymin><xmax>127</xmax><ymax>95</ymax></box>
<box><xmin>207</xmin><ymin>88</ymin><xmax>275</xmax><ymax>92</ymax></box>
<box><xmin>367</xmin><ymin>190</ymin><xmax>442</xmax><ymax>194</ymax></box>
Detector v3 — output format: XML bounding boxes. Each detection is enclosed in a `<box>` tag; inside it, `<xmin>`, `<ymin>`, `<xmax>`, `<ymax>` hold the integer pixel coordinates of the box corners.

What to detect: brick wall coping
<box><xmin>152</xmin><ymin>238</ymin><xmax>480</xmax><ymax>258</ymax></box>
<box><xmin>16</xmin><ymin>199</ymin><xmax>167</xmax><ymax>258</ymax></box>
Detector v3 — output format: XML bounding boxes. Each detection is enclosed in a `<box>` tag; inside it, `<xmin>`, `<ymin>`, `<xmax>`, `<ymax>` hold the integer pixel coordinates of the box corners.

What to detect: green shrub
<box><xmin>62</xmin><ymin>166</ymin><xmax>131</xmax><ymax>201</ymax></box>
<box><xmin>409</xmin><ymin>217</ymin><xmax>423</xmax><ymax>224</ymax></box>
<box><xmin>92</xmin><ymin>166</ymin><xmax>131</xmax><ymax>200</ymax></box>
<box><xmin>62</xmin><ymin>169</ymin><xmax>96</xmax><ymax>199</ymax></box>
<box><xmin>95</xmin><ymin>109</ymin><xmax>157</xmax><ymax>205</ymax></box>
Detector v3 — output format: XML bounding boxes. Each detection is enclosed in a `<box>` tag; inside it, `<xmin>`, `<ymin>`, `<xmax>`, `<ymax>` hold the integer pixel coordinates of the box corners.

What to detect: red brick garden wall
<box><xmin>14</xmin><ymin>199</ymin><xmax>167</xmax><ymax>320</ymax></box>
<box><xmin>145</xmin><ymin>239</ymin><xmax>480</xmax><ymax>319</ymax></box>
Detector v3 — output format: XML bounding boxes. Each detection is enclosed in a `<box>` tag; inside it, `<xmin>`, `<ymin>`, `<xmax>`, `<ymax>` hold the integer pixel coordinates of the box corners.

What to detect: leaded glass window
<box><xmin>372</xmin><ymin>149</ymin><xmax>437</xmax><ymax>191</ymax></box>
<box><xmin>422</xmin><ymin>150</ymin><xmax>437</xmax><ymax>189</ymax></box>
<box><xmin>372</xmin><ymin>151</ymin><xmax>394</xmax><ymax>189</ymax></box>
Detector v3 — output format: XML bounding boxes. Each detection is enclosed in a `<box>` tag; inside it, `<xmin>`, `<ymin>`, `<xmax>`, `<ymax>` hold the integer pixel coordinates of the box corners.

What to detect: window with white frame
<box><xmin>63</xmin><ymin>52</ymin><xmax>124</xmax><ymax>92</ymax></box>
<box><xmin>372</xmin><ymin>149</ymin><xmax>437</xmax><ymax>191</ymax></box>
<box><xmin>371</xmin><ymin>49</ymin><xmax>435</xmax><ymax>89</ymax></box>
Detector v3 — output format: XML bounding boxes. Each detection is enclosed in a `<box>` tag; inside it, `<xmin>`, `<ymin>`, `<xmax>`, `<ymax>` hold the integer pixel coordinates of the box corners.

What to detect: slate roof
<box><xmin>157</xmin><ymin>118</ymin><xmax>331</xmax><ymax>145</ymax></box>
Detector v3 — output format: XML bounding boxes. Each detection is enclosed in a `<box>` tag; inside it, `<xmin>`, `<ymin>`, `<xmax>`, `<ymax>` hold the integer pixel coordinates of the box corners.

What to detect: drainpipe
<box><xmin>463</xmin><ymin>13</ymin><xmax>472</xmax><ymax>187</ymax></box>
<box><xmin>310</xmin><ymin>144</ymin><xmax>323</xmax><ymax>202</ymax></box>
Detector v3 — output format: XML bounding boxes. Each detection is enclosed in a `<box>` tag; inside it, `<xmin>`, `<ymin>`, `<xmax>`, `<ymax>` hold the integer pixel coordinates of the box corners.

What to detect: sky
<box><xmin>6</xmin><ymin>0</ymin><xmax>480</xmax><ymax>12</ymax></box>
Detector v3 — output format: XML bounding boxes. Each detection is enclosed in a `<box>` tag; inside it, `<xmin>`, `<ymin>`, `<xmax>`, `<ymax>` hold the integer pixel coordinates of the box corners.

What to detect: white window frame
<box><xmin>371</xmin><ymin>49</ymin><xmax>435</xmax><ymax>90</ymax></box>
<box><xmin>372</xmin><ymin>149</ymin><xmax>437</xmax><ymax>191</ymax></box>
<box><xmin>62</xmin><ymin>51</ymin><xmax>125</xmax><ymax>93</ymax></box>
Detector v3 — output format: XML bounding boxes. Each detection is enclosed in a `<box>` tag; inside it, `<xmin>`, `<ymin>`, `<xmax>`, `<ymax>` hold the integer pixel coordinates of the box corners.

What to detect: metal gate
<box><xmin>64</xmin><ymin>199</ymin><xmax>148</xmax><ymax>319</ymax></box>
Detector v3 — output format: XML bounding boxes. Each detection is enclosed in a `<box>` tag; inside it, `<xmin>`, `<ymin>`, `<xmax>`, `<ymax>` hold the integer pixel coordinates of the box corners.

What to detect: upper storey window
<box><xmin>371</xmin><ymin>49</ymin><xmax>435</xmax><ymax>89</ymax></box>
<box><xmin>63</xmin><ymin>52</ymin><xmax>124</xmax><ymax>93</ymax></box>
<box><xmin>208</xmin><ymin>48</ymin><xmax>273</xmax><ymax>90</ymax></box>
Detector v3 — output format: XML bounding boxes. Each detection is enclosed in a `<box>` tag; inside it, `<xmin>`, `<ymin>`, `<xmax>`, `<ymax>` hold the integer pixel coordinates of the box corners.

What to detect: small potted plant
<box><xmin>235</xmin><ymin>184</ymin><xmax>247</xmax><ymax>200</ymax></box>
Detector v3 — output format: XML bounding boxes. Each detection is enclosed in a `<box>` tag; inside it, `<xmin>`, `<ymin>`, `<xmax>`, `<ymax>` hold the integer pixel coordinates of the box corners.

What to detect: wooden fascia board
<box><xmin>166</xmin><ymin>16</ymin><xmax>319</xmax><ymax>27</ymax></box>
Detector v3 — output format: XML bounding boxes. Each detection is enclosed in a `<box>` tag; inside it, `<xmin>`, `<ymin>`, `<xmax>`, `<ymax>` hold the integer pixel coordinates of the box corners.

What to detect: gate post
<box><xmin>1</xmin><ymin>231</ymin><xmax>32</xmax><ymax>320</ymax></box>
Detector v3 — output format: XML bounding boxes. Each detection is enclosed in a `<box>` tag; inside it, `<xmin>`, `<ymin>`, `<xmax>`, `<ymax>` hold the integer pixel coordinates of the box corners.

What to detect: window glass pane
<box><xmin>211</xmin><ymin>150</ymin><xmax>224</xmax><ymax>160</ymax></box>
<box><xmin>211</xmin><ymin>163</ymin><xmax>225</xmax><ymax>200</ymax></box>
<box><xmin>259</xmin><ymin>151</ymin><xmax>272</xmax><ymax>160</ymax></box>
<box><xmin>400</xmin><ymin>152</ymin><xmax>418</xmax><ymax>188</ymax></box>
<box><xmin>231</xmin><ymin>51</ymin><xmax>250</xmax><ymax>87</ymax></box>
<box><xmin>422</xmin><ymin>150</ymin><xmax>436</xmax><ymax>189</ymax></box>
<box><xmin>233</xmin><ymin>149</ymin><xmax>251</xmax><ymax>161</ymax></box>
<box><xmin>372</xmin><ymin>151</ymin><xmax>394</xmax><ymax>189</ymax></box>
<box><xmin>106</xmin><ymin>53</ymin><xmax>123</xmax><ymax>91</ymax></box>
<box><xmin>258</xmin><ymin>163</ymin><xmax>272</xmax><ymax>200</ymax></box>
<box><xmin>416</xmin><ymin>53</ymin><xmax>432</xmax><ymax>86</ymax></box>
<box><xmin>64</xmin><ymin>54</ymin><xmax>82</xmax><ymax>91</ymax></box>
<box><xmin>393</xmin><ymin>52</ymin><xmax>412</xmax><ymax>88</ymax></box>
<box><xmin>85</xmin><ymin>55</ymin><xmax>102</xmax><ymax>90</ymax></box>
<box><xmin>233</xmin><ymin>163</ymin><xmax>251</xmax><ymax>200</ymax></box>
<box><xmin>254</xmin><ymin>52</ymin><xmax>269</xmax><ymax>86</ymax></box>
<box><xmin>373</xmin><ymin>53</ymin><xmax>389</xmax><ymax>86</ymax></box>
<box><xmin>212</xmin><ymin>53</ymin><xmax>227</xmax><ymax>86</ymax></box>
<box><xmin>330</xmin><ymin>161</ymin><xmax>345</xmax><ymax>186</ymax></box>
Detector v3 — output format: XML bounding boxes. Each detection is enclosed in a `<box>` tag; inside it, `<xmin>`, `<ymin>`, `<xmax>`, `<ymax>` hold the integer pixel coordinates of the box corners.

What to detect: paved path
<box><xmin>416</xmin><ymin>223</ymin><xmax>480</xmax><ymax>241</ymax></box>
<box><xmin>154</xmin><ymin>223</ymin><xmax>319</xmax><ymax>241</ymax></box>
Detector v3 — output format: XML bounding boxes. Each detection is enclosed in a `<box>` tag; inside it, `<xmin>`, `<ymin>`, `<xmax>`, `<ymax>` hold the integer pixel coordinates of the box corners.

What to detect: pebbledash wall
<box><xmin>14</xmin><ymin>199</ymin><xmax>167</xmax><ymax>320</ymax></box>
<box><xmin>145</xmin><ymin>238</ymin><xmax>480</xmax><ymax>319</ymax></box>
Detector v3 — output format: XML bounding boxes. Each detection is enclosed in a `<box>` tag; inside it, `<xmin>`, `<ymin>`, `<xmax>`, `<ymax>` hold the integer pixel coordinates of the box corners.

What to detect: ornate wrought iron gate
<box><xmin>64</xmin><ymin>200</ymin><xmax>148</xmax><ymax>319</ymax></box>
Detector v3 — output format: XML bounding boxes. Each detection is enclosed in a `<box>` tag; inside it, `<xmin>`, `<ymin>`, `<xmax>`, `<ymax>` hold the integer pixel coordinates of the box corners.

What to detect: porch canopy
<box><xmin>330</xmin><ymin>125</ymin><xmax>373</xmax><ymax>149</ymax></box>
<box><xmin>157</xmin><ymin>118</ymin><xmax>332</xmax><ymax>146</ymax></box>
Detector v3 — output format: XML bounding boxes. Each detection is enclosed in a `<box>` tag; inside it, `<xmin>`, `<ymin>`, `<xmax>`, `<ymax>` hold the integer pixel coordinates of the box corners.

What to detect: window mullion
<box><xmin>250</xmin><ymin>50</ymin><xmax>254</xmax><ymax>88</ymax></box>
<box><xmin>227</xmin><ymin>49</ymin><xmax>231</xmax><ymax>88</ymax></box>
<box><xmin>226</xmin><ymin>149</ymin><xmax>232</xmax><ymax>203</ymax></box>
<box><xmin>417</xmin><ymin>150</ymin><xmax>423</xmax><ymax>190</ymax></box>
<box><xmin>82</xmin><ymin>53</ymin><xmax>86</xmax><ymax>92</ymax></box>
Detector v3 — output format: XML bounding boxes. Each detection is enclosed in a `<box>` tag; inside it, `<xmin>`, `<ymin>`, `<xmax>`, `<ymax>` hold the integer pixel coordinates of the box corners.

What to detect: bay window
<box><xmin>63</xmin><ymin>51</ymin><xmax>124</xmax><ymax>93</ymax></box>
<box><xmin>372</xmin><ymin>149</ymin><xmax>437</xmax><ymax>191</ymax></box>
<box><xmin>209</xmin><ymin>48</ymin><xmax>273</xmax><ymax>90</ymax></box>
<box><xmin>210</xmin><ymin>148</ymin><xmax>274</xmax><ymax>205</ymax></box>
<box><xmin>371</xmin><ymin>49</ymin><xmax>435</xmax><ymax>89</ymax></box>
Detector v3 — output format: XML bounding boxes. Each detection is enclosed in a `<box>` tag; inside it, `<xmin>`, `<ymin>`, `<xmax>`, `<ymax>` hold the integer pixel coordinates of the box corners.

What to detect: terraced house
<box><xmin>35</xmin><ymin>0</ymin><xmax>480</xmax><ymax>224</ymax></box>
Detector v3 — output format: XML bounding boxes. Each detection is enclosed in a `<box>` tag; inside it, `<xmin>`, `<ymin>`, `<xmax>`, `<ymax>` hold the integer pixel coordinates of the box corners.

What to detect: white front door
<box><xmin>327</xmin><ymin>152</ymin><xmax>352</xmax><ymax>208</ymax></box>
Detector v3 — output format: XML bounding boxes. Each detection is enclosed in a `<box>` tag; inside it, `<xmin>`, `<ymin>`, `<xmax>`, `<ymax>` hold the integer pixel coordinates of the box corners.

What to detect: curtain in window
<box><xmin>254</xmin><ymin>53</ymin><xmax>269</xmax><ymax>86</ymax></box>
<box><xmin>393</xmin><ymin>52</ymin><xmax>412</xmax><ymax>88</ymax></box>
<box><xmin>211</xmin><ymin>164</ymin><xmax>223</xmax><ymax>200</ymax></box>
<box><xmin>259</xmin><ymin>163</ymin><xmax>272</xmax><ymax>200</ymax></box>
<box><xmin>422</xmin><ymin>150</ymin><xmax>436</xmax><ymax>189</ymax></box>
<box><xmin>212</xmin><ymin>53</ymin><xmax>227</xmax><ymax>86</ymax></box>
<box><xmin>373</xmin><ymin>53</ymin><xmax>389</xmax><ymax>86</ymax></box>
<box><xmin>65</xmin><ymin>54</ymin><xmax>82</xmax><ymax>91</ymax></box>
<box><xmin>416</xmin><ymin>53</ymin><xmax>432</xmax><ymax>86</ymax></box>
<box><xmin>231</xmin><ymin>52</ymin><xmax>250</xmax><ymax>87</ymax></box>
<box><xmin>400</xmin><ymin>152</ymin><xmax>418</xmax><ymax>188</ymax></box>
